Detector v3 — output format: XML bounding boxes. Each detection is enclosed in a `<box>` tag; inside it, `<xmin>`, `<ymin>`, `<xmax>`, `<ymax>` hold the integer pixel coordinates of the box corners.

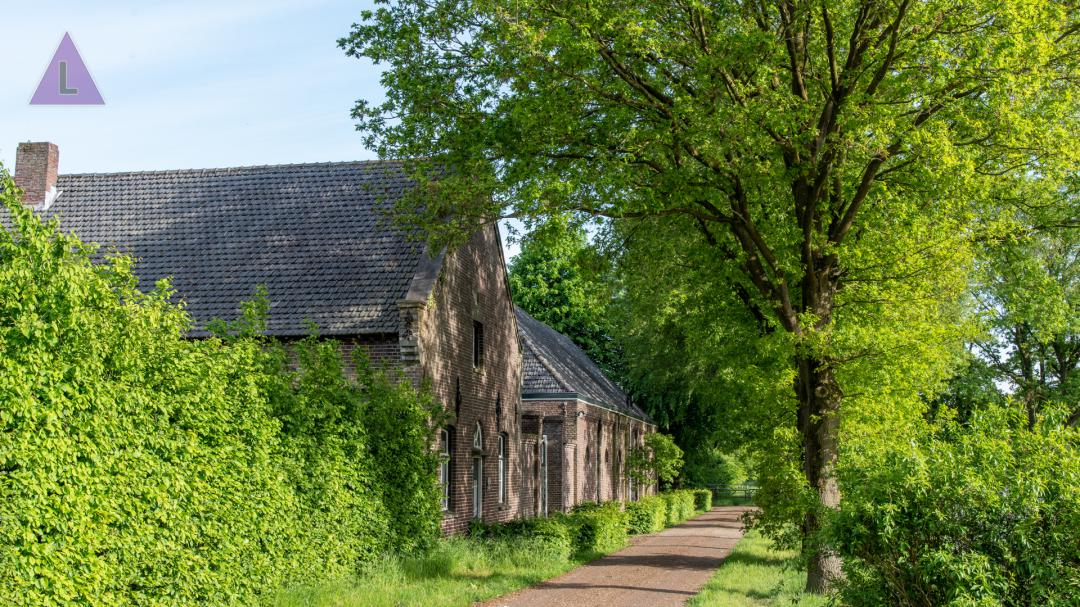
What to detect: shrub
<box><xmin>472</xmin><ymin>516</ymin><xmax>574</xmax><ymax>560</ymax></box>
<box><xmin>626</xmin><ymin>496</ymin><xmax>667</xmax><ymax>534</ymax></box>
<box><xmin>0</xmin><ymin>189</ymin><xmax>442</xmax><ymax>606</ymax></box>
<box><xmin>691</xmin><ymin>488</ymin><xmax>713</xmax><ymax>512</ymax></box>
<box><xmin>569</xmin><ymin>503</ymin><xmax>629</xmax><ymax>556</ymax></box>
<box><xmin>661</xmin><ymin>490</ymin><xmax>697</xmax><ymax>526</ymax></box>
<box><xmin>833</xmin><ymin>408</ymin><xmax>1080</xmax><ymax>606</ymax></box>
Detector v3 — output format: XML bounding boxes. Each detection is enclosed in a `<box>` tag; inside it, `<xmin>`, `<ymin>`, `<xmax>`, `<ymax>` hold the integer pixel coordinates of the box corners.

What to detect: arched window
<box><xmin>439</xmin><ymin>426</ymin><xmax>454</xmax><ymax>511</ymax></box>
<box><xmin>472</xmin><ymin>422</ymin><xmax>483</xmax><ymax>451</ymax></box>
<box><xmin>471</xmin><ymin>423</ymin><xmax>484</xmax><ymax>519</ymax></box>
<box><xmin>497</xmin><ymin>433</ymin><xmax>507</xmax><ymax>504</ymax></box>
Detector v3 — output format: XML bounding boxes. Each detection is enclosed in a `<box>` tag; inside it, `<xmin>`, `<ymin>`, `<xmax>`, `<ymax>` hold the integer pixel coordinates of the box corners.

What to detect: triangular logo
<box><xmin>30</xmin><ymin>33</ymin><xmax>104</xmax><ymax>105</ymax></box>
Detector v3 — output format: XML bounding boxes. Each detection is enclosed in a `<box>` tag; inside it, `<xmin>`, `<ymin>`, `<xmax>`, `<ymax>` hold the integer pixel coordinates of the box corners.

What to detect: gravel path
<box><xmin>479</xmin><ymin>506</ymin><xmax>753</xmax><ymax>607</ymax></box>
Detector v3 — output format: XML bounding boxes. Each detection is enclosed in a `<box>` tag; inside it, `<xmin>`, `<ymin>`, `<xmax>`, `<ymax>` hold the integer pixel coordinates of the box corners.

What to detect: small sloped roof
<box><xmin>33</xmin><ymin>161</ymin><xmax>430</xmax><ymax>336</ymax></box>
<box><xmin>515</xmin><ymin>306</ymin><xmax>652</xmax><ymax>423</ymax></box>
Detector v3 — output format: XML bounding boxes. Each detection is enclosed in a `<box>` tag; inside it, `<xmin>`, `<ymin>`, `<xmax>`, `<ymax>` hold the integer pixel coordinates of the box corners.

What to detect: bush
<box><xmin>570</xmin><ymin>503</ymin><xmax>629</xmax><ymax>555</ymax></box>
<box><xmin>833</xmin><ymin>408</ymin><xmax>1080</xmax><ymax>607</ymax></box>
<box><xmin>661</xmin><ymin>490</ymin><xmax>696</xmax><ymax>526</ymax></box>
<box><xmin>691</xmin><ymin>488</ymin><xmax>713</xmax><ymax>511</ymax></box>
<box><xmin>0</xmin><ymin>191</ymin><xmax>442</xmax><ymax>606</ymax></box>
<box><xmin>626</xmin><ymin>496</ymin><xmax>667</xmax><ymax>534</ymax></box>
<box><xmin>472</xmin><ymin>516</ymin><xmax>574</xmax><ymax>561</ymax></box>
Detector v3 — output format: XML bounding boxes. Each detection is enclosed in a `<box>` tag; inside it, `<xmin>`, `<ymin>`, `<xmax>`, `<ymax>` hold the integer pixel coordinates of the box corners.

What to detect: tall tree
<box><xmin>507</xmin><ymin>218</ymin><xmax>622</xmax><ymax>376</ymax></box>
<box><xmin>342</xmin><ymin>0</ymin><xmax>1079</xmax><ymax>590</ymax></box>
<box><xmin>975</xmin><ymin>226</ymin><xmax>1079</xmax><ymax>427</ymax></box>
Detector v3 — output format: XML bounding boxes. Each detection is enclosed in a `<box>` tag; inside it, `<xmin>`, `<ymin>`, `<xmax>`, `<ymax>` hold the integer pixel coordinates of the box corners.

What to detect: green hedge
<box><xmin>691</xmin><ymin>488</ymin><xmax>713</xmax><ymax>511</ymax></box>
<box><xmin>626</xmin><ymin>496</ymin><xmax>667</xmax><ymax>534</ymax></box>
<box><xmin>477</xmin><ymin>503</ymin><xmax>630</xmax><ymax>558</ymax></box>
<box><xmin>661</xmin><ymin>490</ymin><xmax>696</xmax><ymax>526</ymax></box>
<box><xmin>570</xmin><ymin>503</ymin><xmax>630</xmax><ymax>555</ymax></box>
<box><xmin>0</xmin><ymin>194</ymin><xmax>442</xmax><ymax>606</ymax></box>
<box><xmin>471</xmin><ymin>516</ymin><xmax>574</xmax><ymax>560</ymax></box>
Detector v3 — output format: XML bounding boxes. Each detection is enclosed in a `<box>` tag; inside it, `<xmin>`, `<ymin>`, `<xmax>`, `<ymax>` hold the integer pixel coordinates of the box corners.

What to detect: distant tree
<box><xmin>974</xmin><ymin>225</ymin><xmax>1079</xmax><ymax>427</ymax></box>
<box><xmin>508</xmin><ymin>217</ymin><xmax>622</xmax><ymax>377</ymax></box>
<box><xmin>627</xmin><ymin>433</ymin><xmax>684</xmax><ymax>491</ymax></box>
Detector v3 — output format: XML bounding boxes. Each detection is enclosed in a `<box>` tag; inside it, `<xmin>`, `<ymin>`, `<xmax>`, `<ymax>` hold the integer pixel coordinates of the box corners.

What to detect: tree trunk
<box><xmin>797</xmin><ymin>353</ymin><xmax>844</xmax><ymax>593</ymax></box>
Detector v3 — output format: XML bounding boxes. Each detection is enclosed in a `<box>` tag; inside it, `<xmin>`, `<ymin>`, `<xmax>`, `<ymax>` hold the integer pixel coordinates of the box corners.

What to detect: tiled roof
<box><xmin>38</xmin><ymin>161</ymin><xmax>429</xmax><ymax>336</ymax></box>
<box><xmin>515</xmin><ymin>306</ymin><xmax>652</xmax><ymax>423</ymax></box>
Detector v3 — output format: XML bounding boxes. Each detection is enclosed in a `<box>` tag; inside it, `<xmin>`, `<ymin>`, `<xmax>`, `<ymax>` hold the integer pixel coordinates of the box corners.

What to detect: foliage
<box><xmin>341</xmin><ymin>0</ymin><xmax>1079</xmax><ymax>590</ymax></box>
<box><xmin>265</xmin><ymin>336</ymin><xmax>444</xmax><ymax>558</ymax></box>
<box><xmin>471</xmin><ymin>516</ymin><xmax>574</xmax><ymax>561</ymax></box>
<box><xmin>691</xmin><ymin>489</ymin><xmax>713</xmax><ymax>512</ymax></box>
<box><xmin>508</xmin><ymin>217</ymin><xmax>622</xmax><ymax>377</ymax></box>
<box><xmin>627</xmin><ymin>433</ymin><xmax>684</xmax><ymax>491</ymax></box>
<box><xmin>682</xmin><ymin>448</ymin><xmax>749</xmax><ymax>490</ymax></box>
<box><xmin>0</xmin><ymin>183</ymin><xmax>442</xmax><ymax>605</ymax></box>
<box><xmin>474</xmin><ymin>504</ymin><xmax>631</xmax><ymax>559</ymax></box>
<box><xmin>625</xmin><ymin>496</ymin><xmax>667</xmax><ymax>535</ymax></box>
<box><xmin>661</xmin><ymin>491</ymin><xmax>697</xmax><ymax>527</ymax></box>
<box><xmin>927</xmin><ymin>354</ymin><xmax>1008</xmax><ymax>424</ymax></box>
<box><xmin>833</xmin><ymin>407</ymin><xmax>1080</xmax><ymax>606</ymax></box>
<box><xmin>0</xmin><ymin>187</ymin><xmax>292</xmax><ymax>605</ymax></box>
<box><xmin>969</xmin><ymin>212</ymin><xmax>1080</xmax><ymax>427</ymax></box>
<box><xmin>568</xmin><ymin>502</ymin><xmax>630</xmax><ymax>556</ymax></box>
<box><xmin>352</xmin><ymin>353</ymin><xmax>445</xmax><ymax>553</ymax></box>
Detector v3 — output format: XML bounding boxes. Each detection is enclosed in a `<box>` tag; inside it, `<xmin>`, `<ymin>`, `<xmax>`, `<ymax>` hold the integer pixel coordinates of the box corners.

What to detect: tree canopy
<box><xmin>507</xmin><ymin>217</ymin><xmax>622</xmax><ymax>377</ymax></box>
<box><xmin>342</xmin><ymin>0</ymin><xmax>1079</xmax><ymax>591</ymax></box>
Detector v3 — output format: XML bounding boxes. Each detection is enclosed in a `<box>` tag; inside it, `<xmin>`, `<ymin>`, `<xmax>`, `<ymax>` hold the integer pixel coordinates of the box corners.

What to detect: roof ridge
<box><xmin>58</xmin><ymin>158</ymin><xmax>410</xmax><ymax>179</ymax></box>
<box><xmin>517</xmin><ymin>305</ymin><xmax>623</xmax><ymax>391</ymax></box>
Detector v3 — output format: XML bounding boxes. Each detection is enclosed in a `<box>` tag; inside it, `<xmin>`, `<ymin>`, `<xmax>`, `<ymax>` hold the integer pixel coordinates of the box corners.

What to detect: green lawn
<box><xmin>271</xmin><ymin>536</ymin><xmax>593</xmax><ymax>607</ymax></box>
<box><xmin>688</xmin><ymin>530</ymin><xmax>828</xmax><ymax>607</ymax></box>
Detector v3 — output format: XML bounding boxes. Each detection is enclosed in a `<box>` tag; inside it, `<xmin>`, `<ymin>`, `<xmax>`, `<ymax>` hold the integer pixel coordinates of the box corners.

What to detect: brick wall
<box><xmin>413</xmin><ymin>224</ymin><xmax>524</xmax><ymax>533</ymax></box>
<box><xmin>522</xmin><ymin>398</ymin><xmax>656</xmax><ymax>514</ymax></box>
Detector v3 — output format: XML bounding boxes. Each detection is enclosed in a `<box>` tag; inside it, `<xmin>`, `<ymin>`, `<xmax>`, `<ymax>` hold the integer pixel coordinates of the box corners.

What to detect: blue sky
<box><xmin>0</xmin><ymin>0</ymin><xmax>522</xmax><ymax>257</ymax></box>
<box><xmin>1</xmin><ymin>1</ymin><xmax>379</xmax><ymax>172</ymax></box>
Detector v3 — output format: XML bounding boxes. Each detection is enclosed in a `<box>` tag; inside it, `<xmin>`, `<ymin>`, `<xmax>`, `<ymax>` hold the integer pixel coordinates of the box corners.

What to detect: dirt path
<box><xmin>479</xmin><ymin>506</ymin><xmax>753</xmax><ymax>607</ymax></box>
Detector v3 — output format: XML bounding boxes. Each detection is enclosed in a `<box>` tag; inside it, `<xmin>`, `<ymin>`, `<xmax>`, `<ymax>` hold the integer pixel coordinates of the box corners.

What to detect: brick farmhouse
<box><xmin>8</xmin><ymin>142</ymin><xmax>656</xmax><ymax>534</ymax></box>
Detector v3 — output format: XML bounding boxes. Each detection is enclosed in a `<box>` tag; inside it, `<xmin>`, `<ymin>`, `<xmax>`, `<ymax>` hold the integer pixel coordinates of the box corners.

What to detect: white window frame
<box><xmin>472</xmin><ymin>423</ymin><xmax>484</xmax><ymax>519</ymax></box>
<box><xmin>497</xmin><ymin>434</ymin><xmax>507</xmax><ymax>504</ymax></box>
<box><xmin>439</xmin><ymin>428</ymin><xmax>451</xmax><ymax>511</ymax></box>
<box><xmin>539</xmin><ymin>435</ymin><xmax>549</xmax><ymax>516</ymax></box>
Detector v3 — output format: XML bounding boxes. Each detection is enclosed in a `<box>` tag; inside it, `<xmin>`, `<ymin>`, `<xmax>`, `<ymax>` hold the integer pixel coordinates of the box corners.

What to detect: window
<box><xmin>539</xmin><ymin>435</ymin><xmax>548</xmax><ymax>516</ymax></box>
<box><xmin>472</xmin><ymin>422</ymin><xmax>483</xmax><ymax>451</ymax></box>
<box><xmin>439</xmin><ymin>427</ymin><xmax>454</xmax><ymax>511</ymax></box>
<box><xmin>596</xmin><ymin>422</ymin><xmax>603</xmax><ymax>501</ymax></box>
<box><xmin>472</xmin><ymin>423</ymin><xmax>483</xmax><ymax>519</ymax></box>
<box><xmin>472</xmin><ymin>320</ymin><xmax>484</xmax><ymax>368</ymax></box>
<box><xmin>497</xmin><ymin>433</ymin><xmax>507</xmax><ymax>504</ymax></box>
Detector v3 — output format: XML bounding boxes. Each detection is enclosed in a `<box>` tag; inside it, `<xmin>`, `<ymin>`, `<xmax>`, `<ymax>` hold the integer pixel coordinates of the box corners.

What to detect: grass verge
<box><xmin>271</xmin><ymin>535</ymin><xmax>591</xmax><ymax>607</ymax></box>
<box><xmin>687</xmin><ymin>530</ymin><xmax>828</xmax><ymax>607</ymax></box>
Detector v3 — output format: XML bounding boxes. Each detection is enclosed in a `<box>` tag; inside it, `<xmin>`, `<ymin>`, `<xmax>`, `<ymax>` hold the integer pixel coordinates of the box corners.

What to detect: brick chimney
<box><xmin>14</xmin><ymin>142</ymin><xmax>59</xmax><ymax>207</ymax></box>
